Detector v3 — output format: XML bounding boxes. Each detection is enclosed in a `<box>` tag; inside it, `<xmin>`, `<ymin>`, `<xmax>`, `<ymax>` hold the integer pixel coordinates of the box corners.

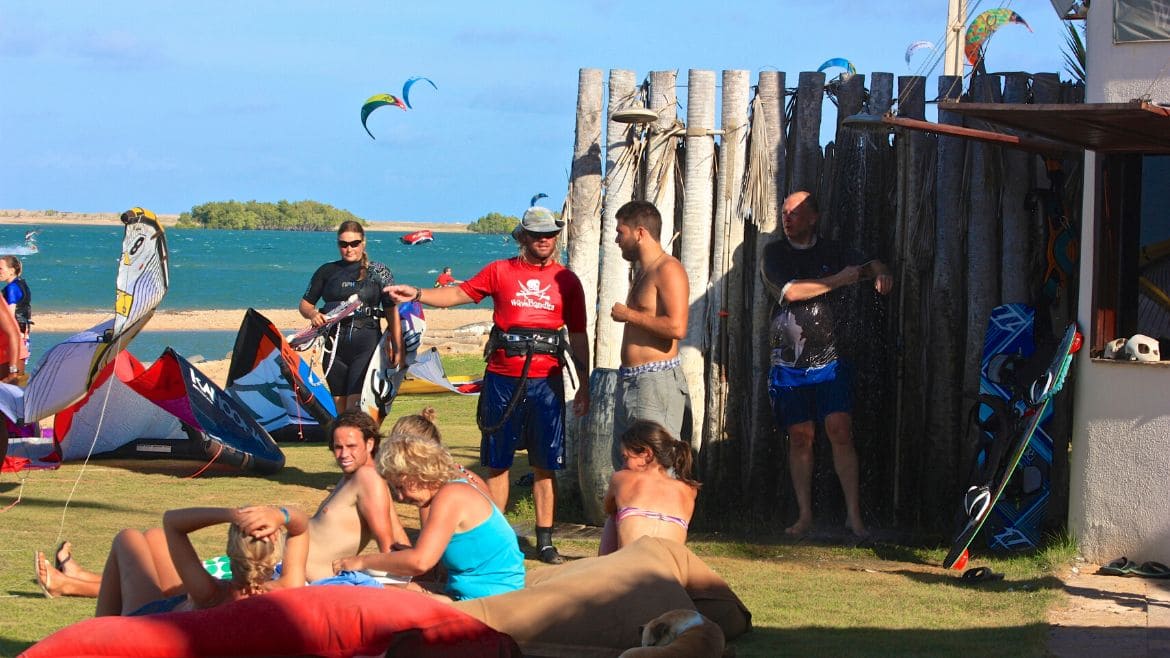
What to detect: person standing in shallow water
<box><xmin>760</xmin><ymin>191</ymin><xmax>893</xmax><ymax>539</ymax></box>
<box><xmin>299</xmin><ymin>221</ymin><xmax>403</xmax><ymax>413</ymax></box>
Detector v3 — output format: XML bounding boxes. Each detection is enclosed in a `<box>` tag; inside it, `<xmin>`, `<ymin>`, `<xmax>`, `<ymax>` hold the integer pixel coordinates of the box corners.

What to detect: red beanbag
<box><xmin>20</xmin><ymin>585</ymin><xmax>519</xmax><ymax>658</ymax></box>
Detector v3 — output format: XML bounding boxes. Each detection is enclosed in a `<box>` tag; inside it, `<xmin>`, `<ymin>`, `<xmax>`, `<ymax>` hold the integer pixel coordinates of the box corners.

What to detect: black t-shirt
<box><xmin>761</xmin><ymin>237</ymin><xmax>865</xmax><ymax>370</ymax></box>
<box><xmin>302</xmin><ymin>260</ymin><xmax>395</xmax><ymax>331</ymax></box>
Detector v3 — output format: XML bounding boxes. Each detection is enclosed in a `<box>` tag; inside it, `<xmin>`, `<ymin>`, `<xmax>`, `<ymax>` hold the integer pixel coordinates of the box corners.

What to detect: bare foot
<box><xmin>55</xmin><ymin>541</ymin><xmax>82</xmax><ymax>577</ymax></box>
<box><xmin>785</xmin><ymin>518</ymin><xmax>812</xmax><ymax>538</ymax></box>
<box><xmin>34</xmin><ymin>551</ymin><xmax>55</xmax><ymax>598</ymax></box>
<box><xmin>846</xmin><ymin>519</ymin><xmax>871</xmax><ymax>540</ymax></box>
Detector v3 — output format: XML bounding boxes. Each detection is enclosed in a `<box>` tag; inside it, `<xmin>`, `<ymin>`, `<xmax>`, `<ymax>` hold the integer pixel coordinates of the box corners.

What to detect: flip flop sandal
<box><xmin>1098</xmin><ymin>556</ymin><xmax>1138</xmax><ymax>576</ymax></box>
<box><xmin>33</xmin><ymin>552</ymin><xmax>53</xmax><ymax>599</ymax></box>
<box><xmin>961</xmin><ymin>566</ymin><xmax>1005</xmax><ymax>583</ymax></box>
<box><xmin>1132</xmin><ymin>561</ymin><xmax>1170</xmax><ymax>579</ymax></box>
<box><xmin>53</xmin><ymin>541</ymin><xmax>72</xmax><ymax>572</ymax></box>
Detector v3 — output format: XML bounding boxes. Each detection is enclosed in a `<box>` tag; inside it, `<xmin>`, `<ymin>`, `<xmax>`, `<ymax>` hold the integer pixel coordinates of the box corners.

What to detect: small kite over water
<box><xmin>361</xmin><ymin>93</ymin><xmax>407</xmax><ymax>140</ymax></box>
<box><xmin>905</xmin><ymin>40</ymin><xmax>935</xmax><ymax>67</ymax></box>
<box><xmin>530</xmin><ymin>192</ymin><xmax>548</xmax><ymax>207</ymax></box>
<box><xmin>402</xmin><ymin>76</ymin><xmax>437</xmax><ymax>109</ymax></box>
<box><xmin>965</xmin><ymin>9</ymin><xmax>1032</xmax><ymax>66</ymax></box>
<box><xmin>817</xmin><ymin>57</ymin><xmax>856</xmax><ymax>80</ymax></box>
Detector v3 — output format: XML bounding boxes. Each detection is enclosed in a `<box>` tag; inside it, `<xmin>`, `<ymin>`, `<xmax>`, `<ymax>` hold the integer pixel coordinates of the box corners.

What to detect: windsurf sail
<box><xmin>226</xmin><ymin>309</ymin><xmax>336</xmax><ymax>442</ymax></box>
<box><xmin>53</xmin><ymin>349</ymin><xmax>285</xmax><ymax>475</ymax></box>
<box><xmin>0</xmin><ymin>208</ymin><xmax>168</xmax><ymax>425</ymax></box>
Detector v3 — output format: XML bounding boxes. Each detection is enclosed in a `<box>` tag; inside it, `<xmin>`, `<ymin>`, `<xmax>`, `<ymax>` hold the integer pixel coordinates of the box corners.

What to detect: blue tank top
<box><xmin>440</xmin><ymin>481</ymin><xmax>525</xmax><ymax>600</ymax></box>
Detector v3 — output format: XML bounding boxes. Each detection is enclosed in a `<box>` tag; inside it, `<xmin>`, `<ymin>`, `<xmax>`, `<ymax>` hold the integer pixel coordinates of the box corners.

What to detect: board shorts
<box><xmin>768</xmin><ymin>361</ymin><xmax>852</xmax><ymax>428</ymax></box>
<box><xmin>322</xmin><ymin>323</ymin><xmax>380</xmax><ymax>396</ymax></box>
<box><xmin>478</xmin><ymin>371</ymin><xmax>565</xmax><ymax>471</ymax></box>
<box><xmin>612</xmin><ymin>357</ymin><xmax>692</xmax><ymax>470</ymax></box>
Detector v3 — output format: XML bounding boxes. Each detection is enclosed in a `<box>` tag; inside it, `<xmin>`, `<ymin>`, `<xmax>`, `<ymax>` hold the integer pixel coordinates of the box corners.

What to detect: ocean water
<box><xmin>3</xmin><ymin>224</ymin><xmax>517</xmax><ymax>366</ymax></box>
<box><xmin>0</xmin><ymin>225</ymin><xmax>515</xmax><ymax>312</ymax></box>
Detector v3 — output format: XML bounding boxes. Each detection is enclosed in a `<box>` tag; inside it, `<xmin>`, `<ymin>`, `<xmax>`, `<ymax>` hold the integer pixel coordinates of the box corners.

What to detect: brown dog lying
<box><xmin>618</xmin><ymin>609</ymin><xmax>726</xmax><ymax>657</ymax></box>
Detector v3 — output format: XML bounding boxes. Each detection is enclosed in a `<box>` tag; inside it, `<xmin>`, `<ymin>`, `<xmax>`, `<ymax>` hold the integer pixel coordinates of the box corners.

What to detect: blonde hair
<box><xmin>389</xmin><ymin>407</ymin><xmax>441</xmax><ymax>444</ymax></box>
<box><xmin>376</xmin><ymin>434</ymin><xmax>459</xmax><ymax>489</ymax></box>
<box><xmin>226</xmin><ymin>523</ymin><xmax>283</xmax><ymax>595</ymax></box>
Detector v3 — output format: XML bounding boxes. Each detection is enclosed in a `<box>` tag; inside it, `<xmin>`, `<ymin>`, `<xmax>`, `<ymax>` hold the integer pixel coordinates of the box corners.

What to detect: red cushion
<box><xmin>20</xmin><ymin>586</ymin><xmax>519</xmax><ymax>658</ymax></box>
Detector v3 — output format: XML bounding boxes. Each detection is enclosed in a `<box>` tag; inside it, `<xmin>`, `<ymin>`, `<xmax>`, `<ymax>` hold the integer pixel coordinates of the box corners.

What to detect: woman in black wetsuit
<box><xmin>299</xmin><ymin>221</ymin><xmax>403</xmax><ymax>412</ymax></box>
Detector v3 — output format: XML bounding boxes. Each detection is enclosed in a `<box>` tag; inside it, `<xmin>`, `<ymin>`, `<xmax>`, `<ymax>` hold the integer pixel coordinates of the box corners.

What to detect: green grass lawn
<box><xmin>0</xmin><ymin>354</ymin><xmax>1073</xmax><ymax>656</ymax></box>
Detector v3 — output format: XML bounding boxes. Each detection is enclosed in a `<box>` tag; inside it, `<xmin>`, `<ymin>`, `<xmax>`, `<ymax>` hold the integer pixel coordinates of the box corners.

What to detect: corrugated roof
<box><xmin>938</xmin><ymin>100</ymin><xmax>1170</xmax><ymax>154</ymax></box>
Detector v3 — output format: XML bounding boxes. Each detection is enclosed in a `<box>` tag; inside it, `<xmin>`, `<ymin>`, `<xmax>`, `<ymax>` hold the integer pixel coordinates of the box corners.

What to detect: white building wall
<box><xmin>1070</xmin><ymin>1</ymin><xmax>1170</xmax><ymax>563</ymax></box>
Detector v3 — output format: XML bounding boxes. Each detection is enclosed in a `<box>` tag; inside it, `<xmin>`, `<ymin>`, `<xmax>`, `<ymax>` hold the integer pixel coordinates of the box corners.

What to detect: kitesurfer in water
<box><xmin>761</xmin><ymin>191</ymin><xmax>893</xmax><ymax>539</ymax></box>
<box><xmin>300</xmin><ymin>221</ymin><xmax>403</xmax><ymax>413</ymax></box>
<box><xmin>433</xmin><ymin>266</ymin><xmax>461</xmax><ymax>288</ymax></box>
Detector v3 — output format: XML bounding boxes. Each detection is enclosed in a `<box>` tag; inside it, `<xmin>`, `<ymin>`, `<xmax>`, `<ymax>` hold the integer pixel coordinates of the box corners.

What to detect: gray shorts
<box><xmin>612</xmin><ymin>360</ymin><xmax>691</xmax><ymax>471</ymax></box>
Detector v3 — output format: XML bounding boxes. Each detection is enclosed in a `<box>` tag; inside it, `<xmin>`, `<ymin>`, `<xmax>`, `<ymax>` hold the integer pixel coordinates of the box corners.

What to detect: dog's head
<box><xmin>640</xmin><ymin>609</ymin><xmax>706</xmax><ymax>647</ymax></box>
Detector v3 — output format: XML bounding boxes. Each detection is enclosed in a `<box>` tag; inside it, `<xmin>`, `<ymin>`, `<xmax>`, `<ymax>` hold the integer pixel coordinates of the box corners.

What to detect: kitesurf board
<box><xmin>288</xmin><ymin>296</ymin><xmax>363</xmax><ymax>349</ymax></box>
<box><xmin>977</xmin><ymin>304</ymin><xmax>1056</xmax><ymax>552</ymax></box>
<box><xmin>359</xmin><ymin>301</ymin><xmax>424</xmax><ymax>423</ymax></box>
<box><xmin>943</xmin><ymin>320</ymin><xmax>1080</xmax><ymax>569</ymax></box>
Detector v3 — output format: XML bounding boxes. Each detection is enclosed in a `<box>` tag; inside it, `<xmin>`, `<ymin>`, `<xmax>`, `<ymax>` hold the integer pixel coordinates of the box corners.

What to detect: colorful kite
<box><xmin>905</xmin><ymin>40</ymin><xmax>935</xmax><ymax>67</ymax></box>
<box><xmin>965</xmin><ymin>9</ymin><xmax>1032</xmax><ymax>66</ymax></box>
<box><xmin>817</xmin><ymin>57</ymin><xmax>856</xmax><ymax>79</ymax></box>
<box><xmin>401</xmin><ymin>76</ymin><xmax>437</xmax><ymax>109</ymax></box>
<box><xmin>361</xmin><ymin>93</ymin><xmax>407</xmax><ymax>140</ymax></box>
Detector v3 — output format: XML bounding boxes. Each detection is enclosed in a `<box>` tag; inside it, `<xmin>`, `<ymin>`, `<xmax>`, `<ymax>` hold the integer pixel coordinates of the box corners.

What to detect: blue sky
<box><xmin>0</xmin><ymin>1</ymin><xmax>1071</xmax><ymax>222</ymax></box>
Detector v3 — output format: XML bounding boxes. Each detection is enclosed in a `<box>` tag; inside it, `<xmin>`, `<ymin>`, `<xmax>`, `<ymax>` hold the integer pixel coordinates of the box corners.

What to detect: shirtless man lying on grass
<box><xmin>36</xmin><ymin>409</ymin><xmax>407</xmax><ymax>597</ymax></box>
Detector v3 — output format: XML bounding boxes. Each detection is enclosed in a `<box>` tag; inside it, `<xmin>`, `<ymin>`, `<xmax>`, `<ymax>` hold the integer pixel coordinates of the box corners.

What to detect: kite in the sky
<box><xmin>817</xmin><ymin>58</ymin><xmax>856</xmax><ymax>79</ymax></box>
<box><xmin>361</xmin><ymin>93</ymin><xmax>407</xmax><ymax>139</ymax></box>
<box><xmin>905</xmin><ymin>40</ymin><xmax>935</xmax><ymax>67</ymax></box>
<box><xmin>530</xmin><ymin>192</ymin><xmax>548</xmax><ymax>207</ymax></box>
<box><xmin>401</xmin><ymin>76</ymin><xmax>437</xmax><ymax>109</ymax></box>
<box><xmin>965</xmin><ymin>9</ymin><xmax>1032</xmax><ymax>66</ymax></box>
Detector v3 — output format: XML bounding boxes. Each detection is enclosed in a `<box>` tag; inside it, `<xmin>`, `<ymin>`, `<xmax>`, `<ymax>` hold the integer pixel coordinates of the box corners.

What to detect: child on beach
<box><xmin>599</xmin><ymin>420</ymin><xmax>700</xmax><ymax>555</ymax></box>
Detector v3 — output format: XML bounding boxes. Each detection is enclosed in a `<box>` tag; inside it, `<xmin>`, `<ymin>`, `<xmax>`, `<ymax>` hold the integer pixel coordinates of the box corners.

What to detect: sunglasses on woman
<box><xmin>337</xmin><ymin>239</ymin><xmax>363</xmax><ymax>248</ymax></box>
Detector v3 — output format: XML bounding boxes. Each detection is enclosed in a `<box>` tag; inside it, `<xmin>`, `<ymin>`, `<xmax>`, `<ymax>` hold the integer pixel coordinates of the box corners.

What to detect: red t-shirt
<box><xmin>436</xmin><ymin>272</ymin><xmax>455</xmax><ymax>286</ymax></box>
<box><xmin>459</xmin><ymin>257</ymin><xmax>586</xmax><ymax>377</ymax></box>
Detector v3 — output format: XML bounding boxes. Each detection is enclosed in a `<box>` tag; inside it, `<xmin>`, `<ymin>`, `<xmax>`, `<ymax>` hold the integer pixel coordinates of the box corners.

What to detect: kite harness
<box><xmin>476</xmin><ymin>326</ymin><xmax>576</xmax><ymax>435</ymax></box>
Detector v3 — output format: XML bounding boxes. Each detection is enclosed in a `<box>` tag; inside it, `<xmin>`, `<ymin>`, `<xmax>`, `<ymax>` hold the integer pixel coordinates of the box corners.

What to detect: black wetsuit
<box><xmin>302</xmin><ymin>260</ymin><xmax>394</xmax><ymax>396</ymax></box>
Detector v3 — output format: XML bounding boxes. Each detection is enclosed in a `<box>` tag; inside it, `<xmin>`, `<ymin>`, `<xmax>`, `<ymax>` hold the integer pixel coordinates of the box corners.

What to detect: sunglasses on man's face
<box><xmin>337</xmin><ymin>239</ymin><xmax>363</xmax><ymax>248</ymax></box>
<box><xmin>524</xmin><ymin>231</ymin><xmax>559</xmax><ymax>241</ymax></box>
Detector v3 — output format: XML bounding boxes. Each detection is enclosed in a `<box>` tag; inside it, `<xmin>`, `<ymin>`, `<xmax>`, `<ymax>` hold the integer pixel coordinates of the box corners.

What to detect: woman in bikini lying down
<box><xmin>599</xmin><ymin>420</ymin><xmax>701</xmax><ymax>556</ymax></box>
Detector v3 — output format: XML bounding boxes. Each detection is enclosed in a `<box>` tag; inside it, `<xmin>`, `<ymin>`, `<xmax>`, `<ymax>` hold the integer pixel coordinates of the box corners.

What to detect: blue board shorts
<box><xmin>768</xmin><ymin>362</ymin><xmax>852</xmax><ymax>428</ymax></box>
<box><xmin>478</xmin><ymin>371</ymin><xmax>565</xmax><ymax>471</ymax></box>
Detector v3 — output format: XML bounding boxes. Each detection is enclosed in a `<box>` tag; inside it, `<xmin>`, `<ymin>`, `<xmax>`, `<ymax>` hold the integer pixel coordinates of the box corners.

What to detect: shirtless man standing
<box><xmin>35</xmin><ymin>409</ymin><xmax>408</xmax><ymax>595</ymax></box>
<box><xmin>610</xmin><ymin>200</ymin><xmax>691</xmax><ymax>470</ymax></box>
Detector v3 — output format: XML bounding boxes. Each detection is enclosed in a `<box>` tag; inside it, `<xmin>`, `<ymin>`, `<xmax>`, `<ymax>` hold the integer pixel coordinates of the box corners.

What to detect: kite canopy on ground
<box><xmin>226</xmin><ymin>309</ymin><xmax>335</xmax><ymax>442</ymax></box>
<box><xmin>965</xmin><ymin>9</ymin><xmax>1032</xmax><ymax>66</ymax></box>
<box><xmin>0</xmin><ymin>208</ymin><xmax>168</xmax><ymax>426</ymax></box>
<box><xmin>53</xmin><ymin>349</ymin><xmax>286</xmax><ymax>475</ymax></box>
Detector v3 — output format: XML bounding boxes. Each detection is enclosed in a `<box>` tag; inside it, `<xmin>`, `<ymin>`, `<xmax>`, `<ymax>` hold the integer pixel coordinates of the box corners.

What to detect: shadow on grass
<box><xmin>0</xmin><ymin>494</ymin><xmax>142</xmax><ymax>513</ymax></box>
<box><xmin>731</xmin><ymin>624</ymin><xmax>1053</xmax><ymax>657</ymax></box>
<box><xmin>889</xmin><ymin>569</ymin><xmax>1066</xmax><ymax>592</ymax></box>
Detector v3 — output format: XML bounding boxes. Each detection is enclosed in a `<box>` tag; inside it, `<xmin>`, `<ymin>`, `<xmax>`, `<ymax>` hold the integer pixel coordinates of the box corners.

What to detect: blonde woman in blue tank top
<box><xmin>331</xmin><ymin>433</ymin><xmax>524</xmax><ymax>601</ymax></box>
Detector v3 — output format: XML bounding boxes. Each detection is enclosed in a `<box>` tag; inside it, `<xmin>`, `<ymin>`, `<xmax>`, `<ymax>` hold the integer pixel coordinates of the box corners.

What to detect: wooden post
<box><xmin>595</xmin><ymin>69</ymin><xmax>638</xmax><ymax>370</ymax></box>
<box><xmin>679</xmin><ymin>69</ymin><xmax>716</xmax><ymax>451</ymax></box>
<box><xmin>962</xmin><ymin>73</ymin><xmax>1002</xmax><ymax>415</ymax></box>
<box><xmin>702</xmin><ymin>69</ymin><xmax>749</xmax><ymax>492</ymax></box>
<box><xmin>647</xmin><ymin>70</ymin><xmax>679</xmax><ymax>249</ymax></box>
<box><xmin>923</xmin><ymin>75</ymin><xmax>966</xmax><ymax>529</ymax></box>
<box><xmin>791</xmin><ymin>72</ymin><xmax>826</xmax><ymax>196</ymax></box>
<box><xmin>747</xmin><ymin>71</ymin><xmax>786</xmax><ymax>507</ymax></box>
<box><xmin>891</xmin><ymin>75</ymin><xmax>932</xmax><ymax>524</ymax></box>
<box><xmin>567</xmin><ymin>68</ymin><xmax>604</xmax><ymax>368</ymax></box>
<box><xmin>1001</xmin><ymin>72</ymin><xmax>1033</xmax><ymax>305</ymax></box>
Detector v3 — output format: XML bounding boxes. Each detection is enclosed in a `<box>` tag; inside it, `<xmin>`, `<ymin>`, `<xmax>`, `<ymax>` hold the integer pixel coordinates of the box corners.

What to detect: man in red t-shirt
<box><xmin>385</xmin><ymin>206</ymin><xmax>590</xmax><ymax>564</ymax></box>
<box><xmin>433</xmin><ymin>267</ymin><xmax>461</xmax><ymax>288</ymax></box>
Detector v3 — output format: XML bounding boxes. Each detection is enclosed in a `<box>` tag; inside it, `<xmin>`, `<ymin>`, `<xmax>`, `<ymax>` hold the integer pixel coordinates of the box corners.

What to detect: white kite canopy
<box><xmin>0</xmin><ymin>208</ymin><xmax>169</xmax><ymax>425</ymax></box>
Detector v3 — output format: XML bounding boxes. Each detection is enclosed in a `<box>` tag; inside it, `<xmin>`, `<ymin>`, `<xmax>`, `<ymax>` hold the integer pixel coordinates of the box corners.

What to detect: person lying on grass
<box><xmin>598</xmin><ymin>420</ymin><xmax>700</xmax><ymax>556</ymax></box>
<box><xmin>332</xmin><ymin>434</ymin><xmax>525</xmax><ymax>601</ymax></box>
<box><xmin>38</xmin><ymin>506</ymin><xmax>308</xmax><ymax>616</ymax></box>
<box><xmin>37</xmin><ymin>410</ymin><xmax>408</xmax><ymax>598</ymax></box>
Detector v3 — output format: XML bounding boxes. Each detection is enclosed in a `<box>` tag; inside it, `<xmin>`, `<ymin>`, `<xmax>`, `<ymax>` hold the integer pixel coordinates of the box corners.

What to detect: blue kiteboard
<box><xmin>943</xmin><ymin>316</ymin><xmax>1079</xmax><ymax>569</ymax></box>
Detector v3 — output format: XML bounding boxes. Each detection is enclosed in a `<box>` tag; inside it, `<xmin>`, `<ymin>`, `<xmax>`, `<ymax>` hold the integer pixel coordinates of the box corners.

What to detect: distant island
<box><xmin>178</xmin><ymin>200</ymin><xmax>361</xmax><ymax>231</ymax></box>
<box><xmin>0</xmin><ymin>208</ymin><xmax>471</xmax><ymax>233</ymax></box>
